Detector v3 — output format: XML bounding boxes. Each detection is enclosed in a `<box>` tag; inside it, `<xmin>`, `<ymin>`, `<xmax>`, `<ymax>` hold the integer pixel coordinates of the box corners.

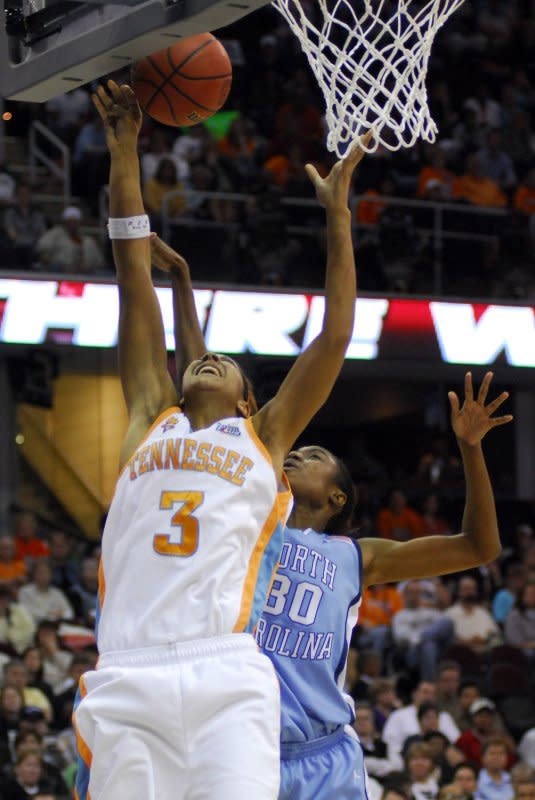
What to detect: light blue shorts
<box><xmin>279</xmin><ymin>727</ymin><xmax>368</xmax><ymax>800</ymax></box>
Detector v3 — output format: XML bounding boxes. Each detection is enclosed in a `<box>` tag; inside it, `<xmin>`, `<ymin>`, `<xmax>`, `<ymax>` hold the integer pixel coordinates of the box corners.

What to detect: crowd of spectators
<box><xmin>1</xmin><ymin>454</ymin><xmax>535</xmax><ymax>799</ymax></box>
<box><xmin>1</xmin><ymin>0</ymin><xmax>535</xmax><ymax>296</ymax></box>
<box><xmin>0</xmin><ymin>512</ymin><xmax>98</xmax><ymax>800</ymax></box>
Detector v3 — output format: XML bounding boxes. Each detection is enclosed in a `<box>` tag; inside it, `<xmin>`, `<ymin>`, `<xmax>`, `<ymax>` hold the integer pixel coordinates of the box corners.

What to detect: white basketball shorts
<box><xmin>73</xmin><ymin>633</ymin><xmax>281</xmax><ymax>800</ymax></box>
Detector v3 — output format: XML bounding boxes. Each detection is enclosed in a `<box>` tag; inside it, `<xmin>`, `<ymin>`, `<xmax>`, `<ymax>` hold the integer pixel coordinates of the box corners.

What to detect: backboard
<box><xmin>1</xmin><ymin>0</ymin><xmax>269</xmax><ymax>102</ymax></box>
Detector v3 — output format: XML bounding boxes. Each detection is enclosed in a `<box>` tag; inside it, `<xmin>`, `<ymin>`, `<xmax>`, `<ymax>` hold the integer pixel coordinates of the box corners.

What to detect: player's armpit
<box><xmin>360</xmin><ymin>534</ymin><xmax>493</xmax><ymax>589</ymax></box>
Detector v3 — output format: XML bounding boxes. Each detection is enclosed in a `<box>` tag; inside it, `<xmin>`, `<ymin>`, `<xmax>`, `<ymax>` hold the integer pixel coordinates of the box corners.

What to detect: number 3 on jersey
<box><xmin>153</xmin><ymin>491</ymin><xmax>204</xmax><ymax>557</ymax></box>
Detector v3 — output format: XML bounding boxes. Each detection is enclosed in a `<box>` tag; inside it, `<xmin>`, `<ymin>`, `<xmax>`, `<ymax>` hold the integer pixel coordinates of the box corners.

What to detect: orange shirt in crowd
<box><xmin>377</xmin><ymin>507</ymin><xmax>425</xmax><ymax>540</ymax></box>
<box><xmin>15</xmin><ymin>537</ymin><xmax>49</xmax><ymax>560</ymax></box>
<box><xmin>217</xmin><ymin>137</ymin><xmax>256</xmax><ymax>158</ymax></box>
<box><xmin>356</xmin><ymin>190</ymin><xmax>388</xmax><ymax>225</ymax></box>
<box><xmin>360</xmin><ymin>586</ymin><xmax>404</xmax><ymax>628</ymax></box>
<box><xmin>0</xmin><ymin>558</ymin><xmax>27</xmax><ymax>584</ymax></box>
<box><xmin>513</xmin><ymin>185</ymin><xmax>535</xmax><ymax>215</ymax></box>
<box><xmin>451</xmin><ymin>175</ymin><xmax>506</xmax><ymax>208</ymax></box>
<box><xmin>264</xmin><ymin>156</ymin><xmax>327</xmax><ymax>189</ymax></box>
<box><xmin>417</xmin><ymin>166</ymin><xmax>454</xmax><ymax>197</ymax></box>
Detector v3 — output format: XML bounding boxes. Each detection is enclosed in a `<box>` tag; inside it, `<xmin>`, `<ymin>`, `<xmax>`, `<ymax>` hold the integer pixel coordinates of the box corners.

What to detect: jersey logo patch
<box><xmin>216</xmin><ymin>422</ymin><xmax>241</xmax><ymax>437</ymax></box>
<box><xmin>161</xmin><ymin>416</ymin><xmax>178</xmax><ymax>433</ymax></box>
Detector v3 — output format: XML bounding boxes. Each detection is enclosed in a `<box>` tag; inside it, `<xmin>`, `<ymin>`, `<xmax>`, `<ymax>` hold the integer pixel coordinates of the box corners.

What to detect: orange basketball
<box><xmin>132</xmin><ymin>33</ymin><xmax>232</xmax><ymax>127</ymax></box>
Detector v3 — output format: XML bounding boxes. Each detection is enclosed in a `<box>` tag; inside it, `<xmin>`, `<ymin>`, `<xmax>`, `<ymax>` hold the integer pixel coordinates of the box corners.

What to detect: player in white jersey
<box><xmin>162</xmin><ymin>230</ymin><xmax>512</xmax><ymax>800</ymax></box>
<box><xmin>73</xmin><ymin>80</ymin><xmax>370</xmax><ymax>800</ymax></box>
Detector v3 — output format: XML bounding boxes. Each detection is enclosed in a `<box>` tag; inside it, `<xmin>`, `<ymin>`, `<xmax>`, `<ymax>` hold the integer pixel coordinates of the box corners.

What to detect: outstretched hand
<box><xmin>306</xmin><ymin>130</ymin><xmax>373</xmax><ymax>210</ymax></box>
<box><xmin>92</xmin><ymin>80</ymin><xmax>142</xmax><ymax>154</ymax></box>
<box><xmin>448</xmin><ymin>372</ymin><xmax>513</xmax><ymax>446</ymax></box>
<box><xmin>150</xmin><ymin>233</ymin><xmax>190</xmax><ymax>278</ymax></box>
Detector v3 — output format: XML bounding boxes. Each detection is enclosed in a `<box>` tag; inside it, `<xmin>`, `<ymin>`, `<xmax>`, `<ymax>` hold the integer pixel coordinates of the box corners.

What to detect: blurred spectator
<box><xmin>0</xmin><ymin>685</ymin><xmax>24</xmax><ymax>757</ymax></box>
<box><xmin>3</xmin><ymin>661</ymin><xmax>52</xmax><ymax>721</ymax></box>
<box><xmin>453</xmin><ymin>762</ymin><xmax>478</xmax><ymax>800</ymax></box>
<box><xmin>370</xmin><ymin>678</ymin><xmax>401</xmax><ymax>733</ymax></box>
<box><xmin>70</xmin><ymin>558</ymin><xmax>98</xmax><ymax>626</ymax></box>
<box><xmin>10</xmin><ymin>730</ymin><xmax>67</xmax><ymax>796</ymax></box>
<box><xmin>435</xmin><ymin>661</ymin><xmax>462</xmax><ymax>720</ymax></box>
<box><xmin>35</xmin><ymin>623</ymin><xmax>72</xmax><ymax>695</ymax></box>
<box><xmin>519</xmin><ymin>731</ymin><xmax>535</xmax><ymax>771</ymax></box>
<box><xmin>493</xmin><ymin>563</ymin><xmax>528</xmax><ymax>624</ymax></box>
<box><xmin>392</xmin><ymin>582</ymin><xmax>454</xmax><ymax>680</ymax></box>
<box><xmin>476</xmin><ymin>130</ymin><xmax>517</xmax><ymax>190</ymax></box>
<box><xmin>355</xmin><ymin>702</ymin><xmax>403</xmax><ymax>777</ymax></box>
<box><xmin>504</xmin><ymin>583</ymin><xmax>535</xmax><ymax>659</ymax></box>
<box><xmin>359</xmin><ymin>585</ymin><xmax>403</xmax><ymax>653</ymax></box>
<box><xmin>22</xmin><ymin>647</ymin><xmax>54</xmax><ymax>705</ymax></box>
<box><xmin>405</xmin><ymin>741</ymin><xmax>439</xmax><ymax>800</ymax></box>
<box><xmin>464</xmin><ymin>85</ymin><xmax>502</xmax><ymax>128</ymax></box>
<box><xmin>36</xmin><ymin>207</ymin><xmax>105</xmax><ymax>274</ymax></box>
<box><xmin>13</xmin><ymin>513</ymin><xmax>49</xmax><ymax>563</ymax></box>
<box><xmin>421</xmin><ymin>495</ymin><xmax>452</xmax><ymax>537</ymax></box>
<box><xmin>417</xmin><ymin>147</ymin><xmax>454</xmax><ymax>198</ymax></box>
<box><xmin>456</xmin><ymin>681</ymin><xmax>482</xmax><ymax>732</ymax></box>
<box><xmin>350</xmin><ymin>651</ymin><xmax>383</xmax><ymax>702</ymax></box>
<box><xmin>141</xmin><ymin>129</ymin><xmax>189</xmax><ymax>185</ymax></box>
<box><xmin>0</xmin><ymin>587</ymin><xmax>35</xmax><ymax>656</ymax></box>
<box><xmin>445</xmin><ymin>577</ymin><xmax>499</xmax><ymax>652</ymax></box>
<box><xmin>53</xmin><ymin>654</ymin><xmax>92</xmax><ymax>731</ymax></box>
<box><xmin>0</xmin><ymin>749</ymin><xmax>56</xmax><ymax>799</ymax></box>
<box><xmin>513</xmin><ymin>170</ymin><xmax>535</xmax><ymax>215</ymax></box>
<box><xmin>0</xmin><ymin>536</ymin><xmax>27</xmax><ymax>587</ymax></box>
<box><xmin>173</xmin><ymin>126</ymin><xmax>212</xmax><ymax>164</ymax></box>
<box><xmin>274</xmin><ymin>72</ymin><xmax>323</xmax><ymax>154</ymax></box>
<box><xmin>452</xmin><ymin>154</ymin><xmax>507</xmax><ymax>208</ymax></box>
<box><xmin>217</xmin><ymin>117</ymin><xmax>260</xmax><ymax>186</ymax></box>
<box><xmin>456</xmin><ymin>699</ymin><xmax>515</xmax><ymax>768</ymax></box>
<box><xmin>377</xmin><ymin>490</ymin><xmax>424</xmax><ymax>541</ymax></box>
<box><xmin>47</xmin><ymin>532</ymin><xmax>79</xmax><ymax>599</ymax></box>
<box><xmin>3</xmin><ymin>183</ymin><xmax>46</xmax><ymax>269</ymax></box>
<box><xmin>476</xmin><ymin>738</ymin><xmax>514</xmax><ymax>800</ymax></box>
<box><xmin>515</xmin><ymin>782</ymin><xmax>535</xmax><ymax>800</ymax></box>
<box><xmin>383</xmin><ymin>681</ymin><xmax>460</xmax><ymax>761</ymax></box>
<box><xmin>19</xmin><ymin>562</ymin><xmax>74</xmax><ymax>625</ymax></box>
<box><xmin>502</xmin><ymin>112</ymin><xmax>535</xmax><ymax>173</ymax></box>
<box><xmin>143</xmin><ymin>158</ymin><xmax>186</xmax><ymax>220</ymax></box>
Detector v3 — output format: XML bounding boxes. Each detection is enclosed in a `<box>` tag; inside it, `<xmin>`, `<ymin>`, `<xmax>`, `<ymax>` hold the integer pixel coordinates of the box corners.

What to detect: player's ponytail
<box><xmin>324</xmin><ymin>455</ymin><xmax>357</xmax><ymax>535</ymax></box>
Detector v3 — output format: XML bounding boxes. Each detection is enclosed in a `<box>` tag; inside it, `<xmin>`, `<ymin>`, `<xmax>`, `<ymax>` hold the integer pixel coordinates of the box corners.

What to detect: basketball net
<box><xmin>271</xmin><ymin>0</ymin><xmax>465</xmax><ymax>156</ymax></box>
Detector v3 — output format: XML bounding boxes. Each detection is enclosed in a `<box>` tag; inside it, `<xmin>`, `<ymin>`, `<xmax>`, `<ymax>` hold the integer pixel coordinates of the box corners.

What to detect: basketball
<box><xmin>132</xmin><ymin>33</ymin><xmax>232</xmax><ymax>127</ymax></box>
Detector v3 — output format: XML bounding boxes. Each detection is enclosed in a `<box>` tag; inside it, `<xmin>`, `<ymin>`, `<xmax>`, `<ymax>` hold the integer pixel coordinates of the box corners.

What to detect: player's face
<box><xmin>182</xmin><ymin>353</ymin><xmax>247</xmax><ymax>414</ymax></box>
<box><xmin>283</xmin><ymin>446</ymin><xmax>339</xmax><ymax>503</ymax></box>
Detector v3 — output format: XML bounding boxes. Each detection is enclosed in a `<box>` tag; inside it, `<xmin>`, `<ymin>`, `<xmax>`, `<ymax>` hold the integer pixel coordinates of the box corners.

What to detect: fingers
<box><xmin>490</xmin><ymin>415</ymin><xmax>514</xmax><ymax>427</ymax></box>
<box><xmin>344</xmin><ymin>130</ymin><xmax>374</xmax><ymax>168</ymax></box>
<box><xmin>120</xmin><ymin>84</ymin><xmax>142</xmax><ymax>122</ymax></box>
<box><xmin>92</xmin><ymin>92</ymin><xmax>109</xmax><ymax>125</ymax></box>
<box><xmin>477</xmin><ymin>370</ymin><xmax>493</xmax><ymax>404</ymax></box>
<box><xmin>464</xmin><ymin>372</ymin><xmax>473</xmax><ymax>403</ymax></box>
<box><xmin>448</xmin><ymin>391</ymin><xmax>460</xmax><ymax>416</ymax></box>
<box><xmin>305</xmin><ymin>163</ymin><xmax>321</xmax><ymax>187</ymax></box>
<box><xmin>486</xmin><ymin>390</ymin><xmax>509</xmax><ymax>415</ymax></box>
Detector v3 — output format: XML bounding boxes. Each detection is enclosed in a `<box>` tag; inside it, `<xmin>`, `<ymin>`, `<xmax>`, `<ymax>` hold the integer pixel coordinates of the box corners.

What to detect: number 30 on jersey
<box><xmin>153</xmin><ymin>490</ymin><xmax>204</xmax><ymax>557</ymax></box>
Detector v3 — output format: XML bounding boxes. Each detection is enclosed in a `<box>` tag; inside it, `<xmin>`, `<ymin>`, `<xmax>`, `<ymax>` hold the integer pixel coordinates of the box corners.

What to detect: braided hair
<box><xmin>324</xmin><ymin>453</ymin><xmax>357</xmax><ymax>535</ymax></box>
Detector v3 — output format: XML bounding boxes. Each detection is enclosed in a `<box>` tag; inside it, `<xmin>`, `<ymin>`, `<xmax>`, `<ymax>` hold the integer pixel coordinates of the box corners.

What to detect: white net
<box><xmin>271</xmin><ymin>0</ymin><xmax>465</xmax><ymax>156</ymax></box>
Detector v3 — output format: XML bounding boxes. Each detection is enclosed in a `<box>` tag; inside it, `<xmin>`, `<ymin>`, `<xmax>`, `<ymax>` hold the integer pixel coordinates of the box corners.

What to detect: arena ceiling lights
<box><xmin>1</xmin><ymin>277</ymin><xmax>534</xmax><ymax>369</ymax></box>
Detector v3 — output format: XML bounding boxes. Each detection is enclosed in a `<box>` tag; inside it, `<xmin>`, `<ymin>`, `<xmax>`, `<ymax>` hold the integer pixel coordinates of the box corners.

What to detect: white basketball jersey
<box><xmin>97</xmin><ymin>408</ymin><xmax>292</xmax><ymax>654</ymax></box>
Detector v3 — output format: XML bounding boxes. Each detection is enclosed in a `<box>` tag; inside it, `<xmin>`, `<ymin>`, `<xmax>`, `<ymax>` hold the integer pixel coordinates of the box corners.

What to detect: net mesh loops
<box><xmin>271</xmin><ymin>0</ymin><xmax>466</xmax><ymax>156</ymax></box>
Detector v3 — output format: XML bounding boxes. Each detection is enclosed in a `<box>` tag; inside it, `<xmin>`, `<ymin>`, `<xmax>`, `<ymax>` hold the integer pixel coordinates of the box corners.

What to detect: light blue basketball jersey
<box><xmin>256</xmin><ymin>526</ymin><xmax>362</xmax><ymax>743</ymax></box>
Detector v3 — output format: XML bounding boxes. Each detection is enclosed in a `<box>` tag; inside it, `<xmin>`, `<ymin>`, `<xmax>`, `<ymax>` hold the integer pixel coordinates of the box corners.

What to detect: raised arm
<box><xmin>361</xmin><ymin>372</ymin><xmax>512</xmax><ymax>587</ymax></box>
<box><xmin>93</xmin><ymin>82</ymin><xmax>176</xmax><ymax>467</ymax></box>
<box><xmin>253</xmin><ymin>132</ymin><xmax>372</xmax><ymax>475</ymax></box>
<box><xmin>150</xmin><ymin>235</ymin><xmax>207</xmax><ymax>384</ymax></box>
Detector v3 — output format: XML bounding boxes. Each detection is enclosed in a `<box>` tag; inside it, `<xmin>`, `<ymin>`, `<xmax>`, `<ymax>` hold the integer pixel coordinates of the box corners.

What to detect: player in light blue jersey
<box><xmin>155</xmin><ymin>180</ymin><xmax>511</xmax><ymax>798</ymax></box>
<box><xmin>254</xmin><ymin>370</ymin><xmax>511</xmax><ymax>800</ymax></box>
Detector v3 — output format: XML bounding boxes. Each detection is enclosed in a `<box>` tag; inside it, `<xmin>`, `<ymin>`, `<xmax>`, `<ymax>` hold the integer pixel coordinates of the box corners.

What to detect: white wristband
<box><xmin>107</xmin><ymin>215</ymin><xmax>151</xmax><ymax>240</ymax></box>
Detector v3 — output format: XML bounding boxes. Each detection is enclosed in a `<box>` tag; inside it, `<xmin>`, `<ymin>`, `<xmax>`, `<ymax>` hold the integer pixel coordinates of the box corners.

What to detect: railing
<box><xmin>29</xmin><ymin>120</ymin><xmax>71</xmax><ymax>206</ymax></box>
<box><xmin>99</xmin><ymin>184</ymin><xmax>514</xmax><ymax>294</ymax></box>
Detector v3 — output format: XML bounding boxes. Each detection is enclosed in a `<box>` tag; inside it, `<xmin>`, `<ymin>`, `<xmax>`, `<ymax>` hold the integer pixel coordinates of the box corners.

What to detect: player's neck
<box><xmin>184</xmin><ymin>398</ymin><xmax>243</xmax><ymax>431</ymax></box>
<box><xmin>288</xmin><ymin>504</ymin><xmax>330</xmax><ymax>534</ymax></box>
